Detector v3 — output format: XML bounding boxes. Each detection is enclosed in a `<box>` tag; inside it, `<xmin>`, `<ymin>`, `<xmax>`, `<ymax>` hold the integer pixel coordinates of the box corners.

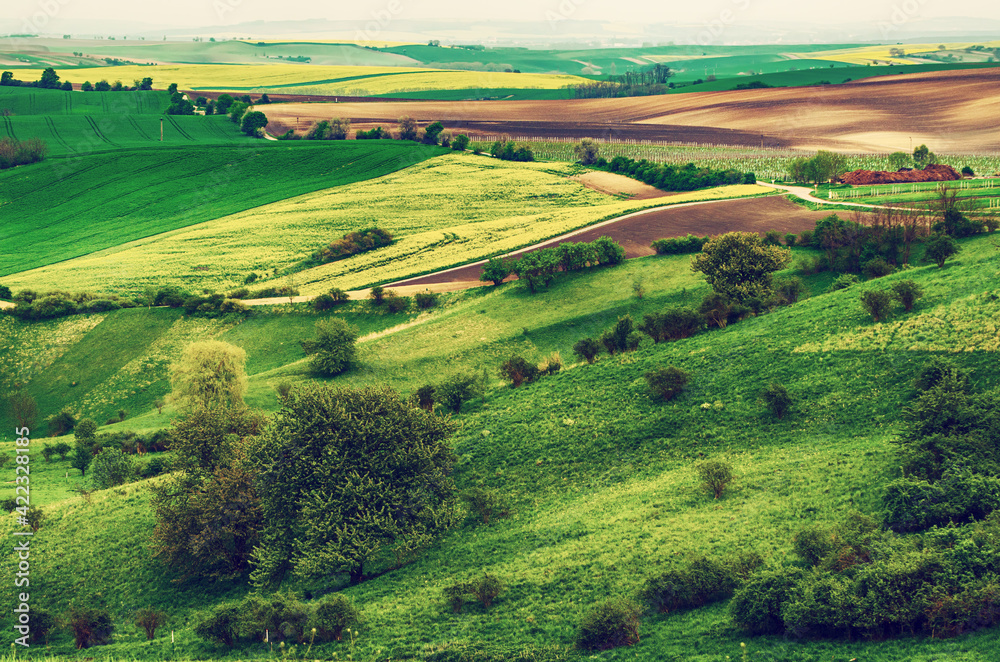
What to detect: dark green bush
<box><xmin>47</xmin><ymin>407</ymin><xmax>76</xmax><ymax>436</ymax></box>
<box><xmin>461</xmin><ymin>487</ymin><xmax>509</xmax><ymax>524</ymax></box>
<box><xmin>52</xmin><ymin>441</ymin><xmax>72</xmax><ymax>459</ymax></box>
<box><xmin>470</xmin><ymin>574</ymin><xmax>504</xmax><ymax>609</ymax></box>
<box><xmin>573</xmin><ymin>337</ymin><xmax>600</xmax><ymax>364</ymax></box>
<box><xmin>313</xmin><ymin>293</ymin><xmax>336</xmax><ymax>311</ymax></box>
<box><xmin>538</xmin><ymin>351</ymin><xmax>562</xmax><ymax>376</ymax></box>
<box><xmin>310</xmin><ymin>594</ymin><xmax>360</xmax><ymax>642</ymax></box>
<box><xmin>923</xmin><ymin>233</ymin><xmax>960</xmax><ymax>267</ymax></box>
<box><xmin>134</xmin><ymin>607</ymin><xmax>167</xmax><ymax>640</ymax></box>
<box><xmin>729</xmin><ymin>567</ymin><xmax>803</xmax><ymax>635</ymax></box>
<box><xmin>385</xmin><ymin>295</ymin><xmax>411</xmax><ymax>314</ymax></box>
<box><xmin>28</xmin><ymin>607</ymin><xmax>55</xmax><ymax>644</ymax></box>
<box><xmin>699</xmin><ymin>293</ymin><xmax>734</xmax><ymax>329</ymax></box>
<box><xmin>763</xmin><ymin>230</ymin><xmax>783</xmax><ymax>246</ymax></box>
<box><xmin>827</xmin><ymin>273</ymin><xmax>859</xmax><ymax>291</ymax></box>
<box><xmin>645</xmin><ymin>366</ymin><xmax>689</xmax><ymax>401</ymax></box>
<box><xmin>64</xmin><ymin>603</ymin><xmax>115</xmax><ymax>648</ymax></box>
<box><xmin>912</xmin><ymin>357</ymin><xmax>968</xmax><ymax>393</ymax></box>
<box><xmin>415</xmin><ymin>291</ymin><xmax>439</xmax><ymax>309</ymax></box>
<box><xmin>576</xmin><ymin>597</ymin><xmax>642</xmax><ymax>651</ymax></box>
<box><xmin>784</xmin><ymin>233</ymin><xmax>797</xmax><ymax>247</ymax></box>
<box><xmin>891</xmin><ymin>279</ymin><xmax>923</xmax><ymax>312</ymax></box>
<box><xmin>499</xmin><ymin>354</ymin><xmax>540</xmax><ymax>388</ymax></box>
<box><xmin>862</xmin><ymin>257</ymin><xmax>895</xmax><ymax>279</ymax></box>
<box><xmin>413</xmin><ymin>384</ymin><xmax>435</xmax><ymax>411</ymax></box>
<box><xmin>773</xmin><ymin>277</ymin><xmax>806</xmax><ymax>305</ymax></box>
<box><xmin>437</xmin><ymin>372</ymin><xmax>483</xmax><ymax>413</ymax></box>
<box><xmin>194</xmin><ymin>603</ymin><xmax>241</xmax><ymax>647</ymax></box>
<box><xmin>369</xmin><ymin>285</ymin><xmax>387</xmax><ymax>305</ymax></box>
<box><xmin>90</xmin><ymin>447</ymin><xmax>137</xmax><ymax>489</ymax></box>
<box><xmin>696</xmin><ymin>459</ymin><xmax>733</xmax><ymax>499</ymax></box>
<box><xmin>328</xmin><ymin>287</ymin><xmax>350</xmax><ymax>304</ymax></box>
<box><xmin>860</xmin><ymin>289</ymin><xmax>894</xmax><ymax>322</ymax></box>
<box><xmin>760</xmin><ymin>383</ymin><xmax>792</xmax><ymax>418</ymax></box>
<box><xmin>651</xmin><ymin>234</ymin><xmax>709</xmax><ymax>255</ymax></box>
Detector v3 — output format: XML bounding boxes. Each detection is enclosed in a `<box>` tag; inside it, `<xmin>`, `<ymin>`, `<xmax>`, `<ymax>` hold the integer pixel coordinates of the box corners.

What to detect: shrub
<box><xmin>913</xmin><ymin>357</ymin><xmax>968</xmax><ymax>393</ymax></box>
<box><xmin>461</xmin><ymin>487</ymin><xmax>509</xmax><ymax>524</ymax></box>
<box><xmin>275</xmin><ymin>381</ymin><xmax>294</xmax><ymax>402</ymax></box>
<box><xmin>891</xmin><ymin>279</ymin><xmax>923</xmax><ymax>312</ymax></box>
<box><xmin>313</xmin><ymin>293</ymin><xmax>336</xmax><ymax>311</ymax></box>
<box><xmin>760</xmin><ymin>383</ymin><xmax>792</xmax><ymax>418</ymax></box>
<box><xmin>52</xmin><ymin>441</ymin><xmax>71</xmax><ymax>459</ymax></box>
<box><xmin>302</xmin><ymin>318</ymin><xmax>358</xmax><ymax>376</ymax></box>
<box><xmin>444</xmin><ymin>582</ymin><xmax>470</xmax><ymax>613</ymax></box>
<box><xmin>384</xmin><ymin>295</ymin><xmax>411</xmax><ymax>313</ymax></box>
<box><xmin>90</xmin><ymin>447</ymin><xmax>136</xmax><ymax>489</ymax></box>
<box><xmin>645</xmin><ymin>366</ymin><xmax>689</xmax><ymax>401</ymax></box>
<box><xmin>641</xmin><ymin>557</ymin><xmax>740</xmax><ymax>614</ymax></box>
<box><xmin>64</xmin><ymin>603</ymin><xmax>115</xmax><ymax>648</ymax></box>
<box><xmin>25</xmin><ymin>505</ymin><xmax>45</xmax><ymax>531</ymax></box>
<box><xmin>862</xmin><ymin>257</ymin><xmax>895</xmax><ymax>279</ymax></box>
<box><xmin>369</xmin><ymin>285</ymin><xmax>387</xmax><ymax>305</ymax></box>
<box><xmin>601</xmin><ymin>315</ymin><xmax>640</xmax><ymax>354</ymax></box>
<box><xmin>639</xmin><ymin>309</ymin><xmax>701</xmax><ymax>343</ymax></box>
<box><xmin>729</xmin><ymin>567</ymin><xmax>803</xmax><ymax>635</ymax></box>
<box><xmin>538</xmin><ymin>351</ymin><xmax>562</xmax><ymax>376</ymax></box>
<box><xmin>328</xmin><ymin>287</ymin><xmax>350</xmax><ymax>304</ymax></box>
<box><xmin>41</xmin><ymin>445</ymin><xmax>56</xmax><ymax>462</ymax></box>
<box><xmin>310</xmin><ymin>594</ymin><xmax>360</xmax><ymax>642</ymax></box>
<box><xmin>860</xmin><ymin>290</ymin><xmax>894</xmax><ymax>322</ymax></box>
<box><xmin>413</xmin><ymin>384</ymin><xmax>435</xmax><ymax>411</ymax></box>
<box><xmin>573</xmin><ymin>337</ymin><xmax>600</xmax><ymax>364</ymax></box>
<box><xmin>470</xmin><ymin>574</ymin><xmax>504</xmax><ymax>609</ymax></box>
<box><xmin>773</xmin><ymin>277</ymin><xmax>805</xmax><ymax>305</ymax></box>
<box><xmin>437</xmin><ymin>372</ymin><xmax>483</xmax><ymax>413</ymax></box>
<box><xmin>784</xmin><ymin>233</ymin><xmax>797</xmax><ymax>247</ymax></box>
<box><xmin>827</xmin><ymin>273</ymin><xmax>860</xmax><ymax>291</ymax></box>
<box><xmin>47</xmin><ymin>406</ymin><xmax>76</xmax><ymax>436</ymax></box>
<box><xmin>134</xmin><ymin>607</ymin><xmax>167</xmax><ymax>640</ymax></box>
<box><xmin>452</xmin><ymin>134</ymin><xmax>470</xmax><ymax>151</ymax></box>
<box><xmin>924</xmin><ymin>233</ymin><xmax>960</xmax><ymax>267</ymax></box>
<box><xmin>651</xmin><ymin>234</ymin><xmax>709</xmax><ymax>255</ymax></box>
<box><xmin>763</xmin><ymin>229</ymin><xmax>783</xmax><ymax>246</ymax></box>
<box><xmin>697</xmin><ymin>459</ymin><xmax>734</xmax><ymax>499</ymax></box>
<box><xmin>499</xmin><ymin>354</ymin><xmax>540</xmax><ymax>388</ymax></box>
<box><xmin>415</xmin><ymin>291</ymin><xmax>439</xmax><ymax>309</ymax></box>
<box><xmin>575</xmin><ymin>597</ymin><xmax>642</xmax><ymax>651</ymax></box>
<box><xmin>194</xmin><ymin>603</ymin><xmax>241</xmax><ymax>647</ymax></box>
<box><xmin>28</xmin><ymin>607</ymin><xmax>55</xmax><ymax>644</ymax></box>
<box><xmin>226</xmin><ymin>287</ymin><xmax>250</xmax><ymax>299</ymax></box>
<box><xmin>480</xmin><ymin>256</ymin><xmax>514</xmax><ymax>286</ymax></box>
<box><xmin>699</xmin><ymin>293</ymin><xmax>734</xmax><ymax>329</ymax></box>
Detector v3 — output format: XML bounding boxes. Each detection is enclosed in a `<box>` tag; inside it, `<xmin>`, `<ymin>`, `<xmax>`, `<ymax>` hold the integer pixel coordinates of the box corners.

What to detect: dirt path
<box><xmin>758</xmin><ymin>182</ymin><xmax>923</xmax><ymax>212</ymax></box>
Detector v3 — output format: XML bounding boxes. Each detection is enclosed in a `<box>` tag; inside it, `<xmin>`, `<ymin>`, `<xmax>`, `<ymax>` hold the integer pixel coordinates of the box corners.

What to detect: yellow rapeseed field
<box><xmin>5</xmin><ymin>153</ymin><xmax>770</xmax><ymax>296</ymax></box>
<box><xmin>794</xmin><ymin>42</ymin><xmax>1000</xmax><ymax>65</ymax></box>
<box><xmin>16</xmin><ymin>64</ymin><xmax>588</xmax><ymax>92</ymax></box>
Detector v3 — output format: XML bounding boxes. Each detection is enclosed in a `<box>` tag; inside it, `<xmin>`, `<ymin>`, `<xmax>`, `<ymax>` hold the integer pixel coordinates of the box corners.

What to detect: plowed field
<box><xmin>262</xmin><ymin>68</ymin><xmax>1000</xmax><ymax>153</ymax></box>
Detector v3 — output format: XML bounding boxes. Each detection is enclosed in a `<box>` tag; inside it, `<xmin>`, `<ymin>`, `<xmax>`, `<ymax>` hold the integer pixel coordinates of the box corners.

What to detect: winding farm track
<box><xmin>261</xmin><ymin>68</ymin><xmax>1000</xmax><ymax>153</ymax></box>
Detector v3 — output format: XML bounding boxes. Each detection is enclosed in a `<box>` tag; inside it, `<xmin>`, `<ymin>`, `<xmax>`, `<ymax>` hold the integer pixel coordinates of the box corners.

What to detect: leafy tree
<box><xmin>891</xmin><ymin>279</ymin><xmax>923</xmax><ymax>311</ymax></box>
<box><xmin>240</xmin><ymin>110</ymin><xmax>268</xmax><ymax>136</ymax></box>
<box><xmin>81</xmin><ymin>80</ymin><xmax>94</xmax><ymax>91</ymax></box>
<box><xmin>452</xmin><ymin>134</ymin><xmax>470</xmax><ymax>151</ymax></box>
<box><xmin>573</xmin><ymin>337</ymin><xmax>601</xmax><ymax>364</ymax></box>
<box><xmin>259</xmin><ymin>93</ymin><xmax>271</xmax><ymax>104</ymax></box>
<box><xmin>60</xmin><ymin>81</ymin><xmax>72</xmax><ymax>91</ymax></box>
<box><xmin>90</xmin><ymin>447</ymin><xmax>136</xmax><ymax>489</ymax></box>
<box><xmin>860</xmin><ymin>289</ymin><xmax>893</xmax><ymax>322</ymax></box>
<box><xmin>169</xmin><ymin>340</ymin><xmax>248</xmax><ymax>412</ymax></box>
<box><xmin>646</xmin><ymin>366</ymin><xmax>689</xmax><ymax>401</ymax></box>
<box><xmin>215</xmin><ymin>93</ymin><xmax>234</xmax><ymax>114</ymax></box>
<box><xmin>0</xmin><ymin>71</ymin><xmax>14</xmax><ymax>86</ymax></box>
<box><xmin>499</xmin><ymin>354</ymin><xmax>540</xmax><ymax>388</ymax></box>
<box><xmin>574</xmin><ymin>137</ymin><xmax>600</xmax><ymax>165</ymax></box>
<box><xmin>250</xmin><ymin>385</ymin><xmax>459</xmax><ymax>587</ymax></box>
<box><xmin>479</xmin><ymin>256</ymin><xmax>513</xmax><ymax>285</ymax></box>
<box><xmin>923</xmin><ymin>233</ymin><xmax>960</xmax><ymax>268</ymax></box>
<box><xmin>511</xmin><ymin>249</ymin><xmax>559</xmax><ymax>293</ymax></box>
<box><xmin>760</xmin><ymin>383</ymin><xmax>792</xmax><ymax>418</ymax></box>
<box><xmin>421</xmin><ymin>120</ymin><xmax>444</xmax><ymax>144</ymax></box>
<box><xmin>913</xmin><ymin>144</ymin><xmax>937</xmax><ymax>167</ymax></box>
<box><xmin>46</xmin><ymin>406</ymin><xmax>76</xmax><ymax>436</ymax></box>
<box><xmin>697</xmin><ymin>459</ymin><xmax>734</xmax><ymax>499</ymax></box>
<box><xmin>64</xmin><ymin>603</ymin><xmax>114</xmax><ymax>649</ymax></box>
<box><xmin>94</xmin><ymin>79</ymin><xmax>111</xmax><ymax>91</ymax></box>
<box><xmin>436</xmin><ymin>372</ymin><xmax>483</xmax><ymax>413</ymax></box>
<box><xmin>691</xmin><ymin>232</ymin><xmax>791</xmax><ymax>303</ymax></box>
<box><xmin>139</xmin><ymin>76</ymin><xmax>153</xmax><ymax>90</ymax></box>
<box><xmin>329</xmin><ymin>116</ymin><xmax>351</xmax><ymax>139</ymax></box>
<box><xmin>134</xmin><ymin>607</ymin><xmax>167</xmax><ymax>640</ymax></box>
<box><xmin>398</xmin><ymin>115</ymin><xmax>418</xmax><ymax>141</ymax></box>
<box><xmin>7</xmin><ymin>391</ymin><xmax>38</xmax><ymax>429</ymax></box>
<box><xmin>151</xmin><ymin>444</ymin><xmax>262</xmax><ymax>579</ymax></box>
<box><xmin>887</xmin><ymin>151</ymin><xmax>911</xmax><ymax>170</ymax></box>
<box><xmin>38</xmin><ymin>67</ymin><xmax>60</xmax><ymax>89</ymax></box>
<box><xmin>309</xmin><ymin>595</ymin><xmax>360</xmax><ymax>641</ymax></box>
<box><xmin>72</xmin><ymin>441</ymin><xmax>92</xmax><ymax>476</ymax></box>
<box><xmin>301</xmin><ymin>318</ymin><xmax>358</xmax><ymax>376</ymax></box>
<box><xmin>167</xmin><ymin>82</ymin><xmax>178</xmax><ymax>94</ymax></box>
<box><xmin>228</xmin><ymin>101</ymin><xmax>249</xmax><ymax>123</ymax></box>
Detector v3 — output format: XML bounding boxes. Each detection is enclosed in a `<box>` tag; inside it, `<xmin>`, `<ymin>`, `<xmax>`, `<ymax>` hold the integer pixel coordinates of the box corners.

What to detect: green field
<box><xmin>0</xmin><ymin>86</ymin><xmax>169</xmax><ymax>115</ymax></box>
<box><xmin>1</xmin><ymin>231</ymin><xmax>999</xmax><ymax>660</ymax></box>
<box><xmin>0</xmin><ymin>141</ymin><xmax>446</xmax><ymax>277</ymax></box>
<box><xmin>815</xmin><ymin>178</ymin><xmax>1000</xmax><ymax>209</ymax></box>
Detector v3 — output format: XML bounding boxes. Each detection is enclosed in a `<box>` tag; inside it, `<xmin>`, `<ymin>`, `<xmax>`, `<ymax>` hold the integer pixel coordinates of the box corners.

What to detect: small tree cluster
<box><xmin>860</xmin><ymin>280</ymin><xmax>923</xmax><ymax>322</ymax></box>
<box><xmin>575</xmin><ymin>597</ymin><xmax>642</xmax><ymax>651</ymax></box>
<box><xmin>605</xmin><ymin>155</ymin><xmax>754</xmax><ymax>191</ymax></box>
<box><xmin>481</xmin><ymin>237</ymin><xmax>625</xmax><ymax>292</ymax></box>
<box><xmin>490</xmin><ymin>140</ymin><xmax>534</xmax><ymax>162</ymax></box>
<box><xmin>638</xmin><ymin>308</ymin><xmax>702</xmax><ymax>344</ymax></box>
<box><xmin>301</xmin><ymin>318</ymin><xmax>358</xmax><ymax>376</ymax></box>
<box><xmin>640</xmin><ymin>552</ymin><xmax>762</xmax><ymax>614</ymax></box>
<box><xmin>311</xmin><ymin>227</ymin><xmax>393</xmax><ymax>263</ymax></box>
<box><xmin>600</xmin><ymin>315</ymin><xmax>642</xmax><ymax>355</ymax></box>
<box><xmin>443</xmin><ymin>574</ymin><xmax>505</xmax><ymax>613</ymax></box>
<box><xmin>651</xmin><ymin>234</ymin><xmax>709</xmax><ymax>255</ymax></box>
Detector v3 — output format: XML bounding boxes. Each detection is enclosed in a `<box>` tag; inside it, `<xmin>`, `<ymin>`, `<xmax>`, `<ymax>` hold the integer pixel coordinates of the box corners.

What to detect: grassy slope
<box><xmin>2</xmin><ymin>149</ymin><xmax>769</xmax><ymax>296</ymax></box>
<box><xmin>0</xmin><ymin>86</ymin><xmax>169</xmax><ymax>115</ymax></box>
<box><xmin>0</xmin><ymin>141</ymin><xmax>445</xmax><ymax>278</ymax></box>
<box><xmin>1</xmin><ymin>234</ymin><xmax>998</xmax><ymax>660</ymax></box>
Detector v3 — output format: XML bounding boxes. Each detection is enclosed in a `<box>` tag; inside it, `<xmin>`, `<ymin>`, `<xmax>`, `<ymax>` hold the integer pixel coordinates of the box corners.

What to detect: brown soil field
<box><xmin>569</xmin><ymin>172</ymin><xmax>674</xmax><ymax>200</ymax></box>
<box><xmin>394</xmin><ymin>195</ymin><xmax>830</xmax><ymax>287</ymax></box>
<box><xmin>260</xmin><ymin>68</ymin><xmax>1000</xmax><ymax>153</ymax></box>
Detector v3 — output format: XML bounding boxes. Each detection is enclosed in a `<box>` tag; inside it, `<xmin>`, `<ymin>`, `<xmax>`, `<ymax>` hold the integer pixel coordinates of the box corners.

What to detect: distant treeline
<box><xmin>573</xmin><ymin>64</ymin><xmax>672</xmax><ymax>98</ymax></box>
<box><xmin>600</xmin><ymin>155</ymin><xmax>756</xmax><ymax>191</ymax></box>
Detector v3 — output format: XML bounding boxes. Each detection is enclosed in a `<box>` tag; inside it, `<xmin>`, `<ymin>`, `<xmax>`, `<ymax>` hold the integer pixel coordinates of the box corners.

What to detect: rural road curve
<box><xmin>758</xmin><ymin>182</ymin><xmax>919</xmax><ymax>212</ymax></box>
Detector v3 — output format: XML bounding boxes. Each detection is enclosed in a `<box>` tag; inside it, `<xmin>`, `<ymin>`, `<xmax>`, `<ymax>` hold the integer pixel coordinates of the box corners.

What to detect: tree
<box><xmin>479</xmin><ymin>256</ymin><xmax>513</xmax><ymax>285</ymax></box>
<box><xmin>573</xmin><ymin>137</ymin><xmax>600</xmax><ymax>165</ymax></box>
<box><xmin>250</xmin><ymin>385</ymin><xmax>459</xmax><ymax>587</ymax></box>
<box><xmin>923</xmin><ymin>233</ymin><xmax>960</xmax><ymax>268</ymax></box>
<box><xmin>887</xmin><ymin>151</ymin><xmax>911</xmax><ymax>170</ymax></box>
<box><xmin>94</xmin><ymin>79</ymin><xmax>110</xmax><ymax>91</ymax></box>
<box><xmin>167</xmin><ymin>82</ymin><xmax>178</xmax><ymax>95</ymax></box>
<box><xmin>81</xmin><ymin>81</ymin><xmax>93</xmax><ymax>91</ymax></box>
<box><xmin>72</xmin><ymin>441</ymin><xmax>92</xmax><ymax>477</ymax></box>
<box><xmin>421</xmin><ymin>121</ymin><xmax>444</xmax><ymax>145</ymax></box>
<box><xmin>452</xmin><ymin>134</ymin><xmax>470</xmax><ymax>151</ymax></box>
<box><xmin>811</xmin><ymin>150</ymin><xmax>849</xmax><ymax>185</ymax></box>
<box><xmin>240</xmin><ymin>110</ymin><xmax>268</xmax><ymax>136</ymax></box>
<box><xmin>169</xmin><ymin>340</ymin><xmax>248</xmax><ymax>412</ymax></box>
<box><xmin>38</xmin><ymin>67</ymin><xmax>60</xmax><ymax>89</ymax></box>
<box><xmin>301</xmin><ymin>318</ymin><xmax>357</xmax><ymax>376</ymax></box>
<box><xmin>1</xmin><ymin>71</ymin><xmax>14</xmax><ymax>86</ymax></box>
<box><xmin>329</xmin><ymin>117</ymin><xmax>350</xmax><ymax>139</ymax></box>
<box><xmin>8</xmin><ymin>391</ymin><xmax>38</xmax><ymax>429</ymax></box>
<box><xmin>913</xmin><ymin>144</ymin><xmax>936</xmax><ymax>168</ymax></box>
<box><xmin>139</xmin><ymin>76</ymin><xmax>153</xmax><ymax>90</ymax></box>
<box><xmin>228</xmin><ymin>101</ymin><xmax>248</xmax><ymax>123</ymax></box>
<box><xmin>150</xmin><ymin>444</ymin><xmax>263</xmax><ymax>579</ymax></box>
<box><xmin>397</xmin><ymin>115</ymin><xmax>418</xmax><ymax>141</ymax></box>
<box><xmin>215</xmin><ymin>93</ymin><xmax>234</xmax><ymax>114</ymax></box>
<box><xmin>691</xmin><ymin>232</ymin><xmax>792</xmax><ymax>303</ymax></box>
<box><xmin>134</xmin><ymin>608</ymin><xmax>167</xmax><ymax>640</ymax></box>
<box><xmin>90</xmin><ymin>447</ymin><xmax>136</xmax><ymax>489</ymax></box>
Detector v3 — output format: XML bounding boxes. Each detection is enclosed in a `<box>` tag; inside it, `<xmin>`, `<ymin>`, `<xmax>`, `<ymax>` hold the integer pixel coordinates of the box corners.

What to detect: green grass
<box><xmin>816</xmin><ymin>178</ymin><xmax>1000</xmax><ymax>209</ymax></box>
<box><xmin>1</xmin><ymin>234</ymin><xmax>999</xmax><ymax>660</ymax></box>
<box><xmin>0</xmin><ymin>141</ymin><xmax>445</xmax><ymax>278</ymax></box>
<box><xmin>0</xmin><ymin>85</ymin><xmax>169</xmax><ymax>115</ymax></box>
<box><xmin>371</xmin><ymin>87</ymin><xmax>575</xmax><ymax>100</ymax></box>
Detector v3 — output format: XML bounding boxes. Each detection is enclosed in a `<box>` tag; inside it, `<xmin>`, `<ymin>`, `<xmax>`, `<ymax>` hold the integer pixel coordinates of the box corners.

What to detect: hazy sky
<box><xmin>6</xmin><ymin>0</ymin><xmax>1000</xmax><ymax>30</ymax></box>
